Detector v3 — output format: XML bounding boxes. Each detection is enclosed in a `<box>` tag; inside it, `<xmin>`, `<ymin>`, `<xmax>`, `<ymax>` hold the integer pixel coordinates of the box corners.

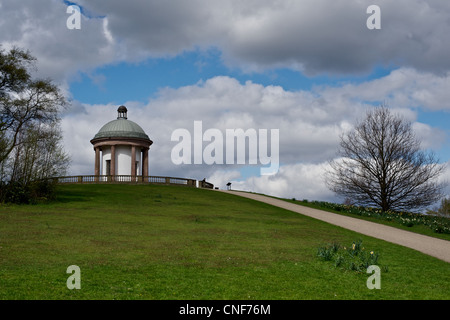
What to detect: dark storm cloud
<box><xmin>2</xmin><ymin>0</ymin><xmax>450</xmax><ymax>82</ymax></box>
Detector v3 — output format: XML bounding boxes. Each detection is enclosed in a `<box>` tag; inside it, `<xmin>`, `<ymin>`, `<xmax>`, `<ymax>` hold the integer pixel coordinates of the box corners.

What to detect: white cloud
<box><xmin>329</xmin><ymin>68</ymin><xmax>450</xmax><ymax>112</ymax></box>
<box><xmin>223</xmin><ymin>162</ymin><xmax>337</xmax><ymax>202</ymax></box>
<box><xmin>62</xmin><ymin>75</ymin><xmax>351</xmax><ymax>179</ymax></box>
<box><xmin>207</xmin><ymin>170</ymin><xmax>242</xmax><ymax>190</ymax></box>
<box><xmin>440</xmin><ymin>162</ymin><xmax>450</xmax><ymax>199</ymax></box>
<box><xmin>0</xmin><ymin>0</ymin><xmax>116</xmax><ymax>84</ymax></box>
<box><xmin>60</xmin><ymin>71</ymin><xmax>448</xmax><ymax>201</ymax></box>
<box><xmin>3</xmin><ymin>1</ymin><xmax>448</xmax><ymax>202</ymax></box>
<box><xmin>412</xmin><ymin>122</ymin><xmax>446</xmax><ymax>151</ymax></box>
<box><xmin>75</xmin><ymin>0</ymin><xmax>450</xmax><ymax>75</ymax></box>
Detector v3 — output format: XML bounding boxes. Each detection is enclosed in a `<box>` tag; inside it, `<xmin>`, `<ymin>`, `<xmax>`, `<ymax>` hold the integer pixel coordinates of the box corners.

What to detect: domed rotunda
<box><xmin>90</xmin><ymin>106</ymin><xmax>153</xmax><ymax>178</ymax></box>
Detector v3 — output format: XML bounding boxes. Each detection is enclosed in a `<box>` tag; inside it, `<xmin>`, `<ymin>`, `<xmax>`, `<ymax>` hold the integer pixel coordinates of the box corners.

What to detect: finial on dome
<box><xmin>117</xmin><ymin>105</ymin><xmax>128</xmax><ymax>119</ymax></box>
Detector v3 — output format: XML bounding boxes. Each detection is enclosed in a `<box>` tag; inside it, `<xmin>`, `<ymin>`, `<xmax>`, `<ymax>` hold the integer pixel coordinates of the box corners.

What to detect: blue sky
<box><xmin>69</xmin><ymin>49</ymin><xmax>449</xmax><ymax>163</ymax></box>
<box><xmin>70</xmin><ymin>49</ymin><xmax>395</xmax><ymax>106</ymax></box>
<box><xmin>2</xmin><ymin>0</ymin><xmax>449</xmax><ymax>200</ymax></box>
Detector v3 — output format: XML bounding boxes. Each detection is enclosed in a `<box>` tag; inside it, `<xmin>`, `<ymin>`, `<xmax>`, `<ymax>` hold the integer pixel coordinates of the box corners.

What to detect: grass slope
<box><xmin>0</xmin><ymin>184</ymin><xmax>449</xmax><ymax>300</ymax></box>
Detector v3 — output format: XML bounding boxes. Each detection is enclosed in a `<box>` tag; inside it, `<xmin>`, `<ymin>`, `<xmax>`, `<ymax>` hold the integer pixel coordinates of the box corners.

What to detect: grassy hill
<box><xmin>0</xmin><ymin>184</ymin><xmax>449</xmax><ymax>299</ymax></box>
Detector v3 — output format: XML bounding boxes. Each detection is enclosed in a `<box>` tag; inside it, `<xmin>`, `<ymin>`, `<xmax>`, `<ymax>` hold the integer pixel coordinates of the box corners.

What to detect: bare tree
<box><xmin>325</xmin><ymin>106</ymin><xmax>445</xmax><ymax>212</ymax></box>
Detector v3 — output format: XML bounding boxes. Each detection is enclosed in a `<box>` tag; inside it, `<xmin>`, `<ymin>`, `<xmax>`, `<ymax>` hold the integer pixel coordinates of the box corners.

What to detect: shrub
<box><xmin>0</xmin><ymin>179</ymin><xmax>56</xmax><ymax>204</ymax></box>
<box><xmin>29</xmin><ymin>179</ymin><xmax>57</xmax><ymax>202</ymax></box>
<box><xmin>316</xmin><ymin>240</ymin><xmax>386</xmax><ymax>273</ymax></box>
<box><xmin>0</xmin><ymin>181</ymin><xmax>30</xmax><ymax>204</ymax></box>
<box><xmin>317</xmin><ymin>242</ymin><xmax>340</xmax><ymax>261</ymax></box>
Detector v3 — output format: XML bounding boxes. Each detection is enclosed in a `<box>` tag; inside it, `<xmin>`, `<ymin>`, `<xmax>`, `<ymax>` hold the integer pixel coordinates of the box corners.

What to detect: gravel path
<box><xmin>221</xmin><ymin>190</ymin><xmax>450</xmax><ymax>263</ymax></box>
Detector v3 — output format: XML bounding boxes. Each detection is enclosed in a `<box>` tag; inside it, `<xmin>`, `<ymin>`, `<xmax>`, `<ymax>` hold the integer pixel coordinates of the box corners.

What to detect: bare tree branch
<box><xmin>325</xmin><ymin>105</ymin><xmax>446</xmax><ymax>212</ymax></box>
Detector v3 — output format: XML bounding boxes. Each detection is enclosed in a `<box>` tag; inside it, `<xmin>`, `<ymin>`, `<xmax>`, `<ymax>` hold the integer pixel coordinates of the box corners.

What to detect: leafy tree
<box><xmin>326</xmin><ymin>106</ymin><xmax>445</xmax><ymax>212</ymax></box>
<box><xmin>0</xmin><ymin>47</ymin><xmax>69</xmax><ymax>202</ymax></box>
<box><xmin>0</xmin><ymin>47</ymin><xmax>35</xmax><ymax>97</ymax></box>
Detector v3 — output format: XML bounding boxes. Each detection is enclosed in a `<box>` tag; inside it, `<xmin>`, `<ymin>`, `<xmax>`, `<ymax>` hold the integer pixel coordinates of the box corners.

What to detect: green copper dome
<box><xmin>92</xmin><ymin>106</ymin><xmax>151</xmax><ymax>141</ymax></box>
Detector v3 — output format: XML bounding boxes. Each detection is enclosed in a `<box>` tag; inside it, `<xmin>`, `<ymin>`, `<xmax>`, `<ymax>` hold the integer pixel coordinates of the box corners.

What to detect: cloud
<box><xmin>326</xmin><ymin>68</ymin><xmax>450</xmax><ymax>112</ymax></box>
<box><xmin>224</xmin><ymin>162</ymin><xmax>337</xmax><ymax>201</ymax></box>
<box><xmin>207</xmin><ymin>170</ymin><xmax>242</xmax><ymax>190</ymax></box>
<box><xmin>140</xmin><ymin>76</ymin><xmax>358</xmax><ymax>167</ymax></box>
<box><xmin>62</xmin><ymin>75</ymin><xmax>353</xmax><ymax>180</ymax></box>
<box><xmin>0</xmin><ymin>0</ymin><xmax>116</xmax><ymax>84</ymax></box>
<box><xmin>412</xmin><ymin>122</ymin><xmax>446</xmax><ymax>151</ymax></box>
<box><xmin>60</xmin><ymin>71</ymin><xmax>448</xmax><ymax>201</ymax></box>
<box><xmin>439</xmin><ymin>162</ymin><xmax>450</xmax><ymax>199</ymax></box>
<box><xmin>74</xmin><ymin>0</ymin><xmax>450</xmax><ymax>76</ymax></box>
<box><xmin>223</xmin><ymin>159</ymin><xmax>450</xmax><ymax>204</ymax></box>
<box><xmin>3</xmin><ymin>0</ymin><xmax>450</xmax><ymax>86</ymax></box>
<box><xmin>2</xmin><ymin>0</ymin><xmax>448</xmax><ymax>204</ymax></box>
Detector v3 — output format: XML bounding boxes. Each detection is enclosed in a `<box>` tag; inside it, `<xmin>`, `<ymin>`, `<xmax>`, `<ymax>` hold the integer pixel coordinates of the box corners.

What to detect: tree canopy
<box><xmin>0</xmin><ymin>47</ymin><xmax>69</xmax><ymax>202</ymax></box>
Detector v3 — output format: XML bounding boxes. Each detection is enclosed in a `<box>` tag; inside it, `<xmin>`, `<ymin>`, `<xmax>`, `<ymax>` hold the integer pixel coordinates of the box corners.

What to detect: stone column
<box><xmin>131</xmin><ymin>145</ymin><xmax>136</xmax><ymax>180</ymax></box>
<box><xmin>142</xmin><ymin>148</ymin><xmax>149</xmax><ymax>177</ymax></box>
<box><xmin>110</xmin><ymin>145</ymin><xmax>116</xmax><ymax>179</ymax></box>
<box><xmin>94</xmin><ymin>147</ymin><xmax>100</xmax><ymax>181</ymax></box>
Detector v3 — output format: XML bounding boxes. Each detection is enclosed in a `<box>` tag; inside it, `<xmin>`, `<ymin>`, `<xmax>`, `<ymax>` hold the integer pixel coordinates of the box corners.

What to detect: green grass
<box><xmin>0</xmin><ymin>184</ymin><xmax>449</xmax><ymax>299</ymax></box>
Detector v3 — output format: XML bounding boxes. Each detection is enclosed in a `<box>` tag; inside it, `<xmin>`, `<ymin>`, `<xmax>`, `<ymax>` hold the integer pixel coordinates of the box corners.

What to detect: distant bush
<box><xmin>0</xmin><ymin>179</ymin><xmax>56</xmax><ymax>204</ymax></box>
